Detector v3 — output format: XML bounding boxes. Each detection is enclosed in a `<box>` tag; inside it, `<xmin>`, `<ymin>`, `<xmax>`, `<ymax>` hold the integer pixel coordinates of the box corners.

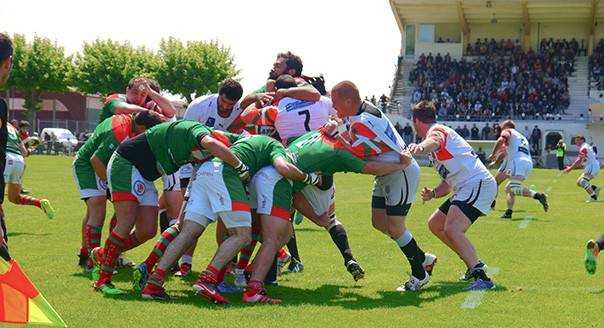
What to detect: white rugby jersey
<box><xmin>345</xmin><ymin>101</ymin><xmax>408</xmax><ymax>163</ymax></box>
<box><xmin>502</xmin><ymin>128</ymin><xmax>531</xmax><ymax>162</ymax></box>
<box><xmin>274</xmin><ymin>96</ymin><xmax>333</xmax><ymax>141</ymax></box>
<box><xmin>184</xmin><ymin>94</ymin><xmax>242</xmax><ymax>131</ymax></box>
<box><xmin>579</xmin><ymin>143</ymin><xmax>598</xmax><ymax>167</ymax></box>
<box><xmin>427</xmin><ymin>124</ymin><xmax>492</xmax><ymax>189</ymax></box>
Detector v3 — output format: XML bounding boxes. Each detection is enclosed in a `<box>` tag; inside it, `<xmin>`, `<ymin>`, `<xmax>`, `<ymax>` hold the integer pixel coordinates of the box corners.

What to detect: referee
<box><xmin>0</xmin><ymin>33</ymin><xmax>13</xmax><ymax>261</ymax></box>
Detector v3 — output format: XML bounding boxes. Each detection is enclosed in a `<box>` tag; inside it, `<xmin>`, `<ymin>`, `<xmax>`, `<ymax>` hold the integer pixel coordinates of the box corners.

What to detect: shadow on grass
<box><xmin>94</xmin><ymin>280</ymin><xmax>508</xmax><ymax>310</ymax></box>
<box><xmin>294</xmin><ymin>227</ymin><xmax>324</xmax><ymax>233</ymax></box>
<box><xmin>7</xmin><ymin>231</ymin><xmax>51</xmax><ymax>237</ymax></box>
<box><xmin>508</xmin><ymin>216</ymin><xmax>550</xmax><ymax>223</ymax></box>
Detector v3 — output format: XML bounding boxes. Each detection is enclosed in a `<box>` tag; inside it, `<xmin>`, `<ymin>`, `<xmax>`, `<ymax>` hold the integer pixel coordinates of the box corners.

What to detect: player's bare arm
<box><xmin>361</xmin><ymin>160</ymin><xmax>408</xmax><ymax>176</ymax></box>
<box><xmin>240</xmin><ymin>92</ymin><xmax>273</xmax><ymax>109</ymax></box>
<box><xmin>274</xmin><ymin>86</ymin><xmax>320</xmax><ymax>102</ymax></box>
<box><xmin>408</xmin><ymin>130</ymin><xmax>444</xmax><ymax>155</ymax></box>
<box><xmin>112</xmin><ymin>102</ymin><xmax>152</xmax><ymax>116</ymax></box>
<box><xmin>420</xmin><ymin>180</ymin><xmax>452</xmax><ymax>202</ymax></box>
<box><xmin>487</xmin><ymin>131</ymin><xmax>509</xmax><ymax>162</ymax></box>
<box><xmin>272</xmin><ymin>156</ymin><xmax>314</xmax><ymax>183</ymax></box>
<box><xmin>564</xmin><ymin>154</ymin><xmax>585</xmax><ymax>173</ymax></box>
<box><xmin>89</xmin><ymin>155</ymin><xmax>107</xmax><ymax>181</ymax></box>
<box><xmin>199</xmin><ymin>135</ymin><xmax>249</xmax><ymax>180</ymax></box>
<box><xmin>139</xmin><ymin>82</ymin><xmax>176</xmax><ymax>118</ymax></box>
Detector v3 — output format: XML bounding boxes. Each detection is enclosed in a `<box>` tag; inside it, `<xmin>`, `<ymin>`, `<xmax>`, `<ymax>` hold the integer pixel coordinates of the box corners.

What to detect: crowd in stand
<box><xmin>408</xmin><ymin>38</ymin><xmax>580</xmax><ymax>121</ymax></box>
<box><xmin>590</xmin><ymin>39</ymin><xmax>604</xmax><ymax>90</ymax></box>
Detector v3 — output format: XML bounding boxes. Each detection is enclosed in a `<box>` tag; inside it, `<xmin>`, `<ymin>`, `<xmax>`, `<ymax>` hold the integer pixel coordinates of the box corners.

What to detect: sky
<box><xmin>0</xmin><ymin>0</ymin><xmax>402</xmax><ymax>98</ymax></box>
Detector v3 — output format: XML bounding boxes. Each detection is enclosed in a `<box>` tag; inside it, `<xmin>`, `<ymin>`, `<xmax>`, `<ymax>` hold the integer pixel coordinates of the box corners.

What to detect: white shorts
<box><xmin>162</xmin><ymin>172</ymin><xmax>181</xmax><ymax>192</ymax></box>
<box><xmin>179</xmin><ymin>164</ymin><xmax>194</xmax><ymax>179</ymax></box>
<box><xmin>107</xmin><ymin>154</ymin><xmax>158</xmax><ymax>206</ymax></box>
<box><xmin>584</xmin><ymin>162</ymin><xmax>600</xmax><ymax>179</ymax></box>
<box><xmin>184</xmin><ymin>161</ymin><xmax>251</xmax><ymax>228</ymax></box>
<box><xmin>300</xmin><ymin>184</ymin><xmax>335</xmax><ymax>217</ymax></box>
<box><xmin>440</xmin><ymin>177</ymin><xmax>497</xmax><ymax>222</ymax></box>
<box><xmin>372</xmin><ymin>161</ymin><xmax>419</xmax><ymax>216</ymax></box>
<box><xmin>506</xmin><ymin>158</ymin><xmax>533</xmax><ymax>180</ymax></box>
<box><xmin>4</xmin><ymin>153</ymin><xmax>24</xmax><ymax>185</ymax></box>
<box><xmin>72</xmin><ymin>159</ymin><xmax>107</xmax><ymax>200</ymax></box>
<box><xmin>249</xmin><ymin>166</ymin><xmax>293</xmax><ymax>220</ymax></box>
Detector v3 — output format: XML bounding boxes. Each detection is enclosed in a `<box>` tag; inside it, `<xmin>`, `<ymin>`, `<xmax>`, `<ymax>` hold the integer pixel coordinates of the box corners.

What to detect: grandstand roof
<box><xmin>390</xmin><ymin>0</ymin><xmax>601</xmax><ymax>31</ymax></box>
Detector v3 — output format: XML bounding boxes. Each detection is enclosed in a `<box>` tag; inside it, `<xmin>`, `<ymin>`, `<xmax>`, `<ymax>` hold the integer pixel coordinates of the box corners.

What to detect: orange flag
<box><xmin>0</xmin><ymin>258</ymin><xmax>66</xmax><ymax>327</ymax></box>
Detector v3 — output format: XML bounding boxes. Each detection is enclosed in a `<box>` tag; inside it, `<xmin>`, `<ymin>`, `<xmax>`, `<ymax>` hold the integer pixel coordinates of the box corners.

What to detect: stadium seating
<box><xmin>390</xmin><ymin>39</ymin><xmax>591</xmax><ymax>122</ymax></box>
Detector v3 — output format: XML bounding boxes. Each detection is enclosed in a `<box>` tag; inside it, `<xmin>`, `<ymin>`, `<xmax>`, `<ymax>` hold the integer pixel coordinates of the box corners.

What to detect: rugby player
<box><xmin>92</xmin><ymin>120</ymin><xmax>250</xmax><ymax>294</ymax></box>
<box><xmin>585</xmin><ymin>235</ymin><xmax>603</xmax><ymax>275</ymax></box>
<box><xmin>140</xmin><ymin>134</ymin><xmax>320</xmax><ymax>303</ymax></box>
<box><xmin>238</xmin><ymin>75</ymin><xmax>367</xmax><ymax>282</ymax></box>
<box><xmin>98</xmin><ymin>77</ymin><xmax>175</xmax><ymax>122</ymax></box>
<box><xmin>79</xmin><ymin>78</ymin><xmax>179</xmax><ymax>268</ymax></box>
<box><xmin>487</xmin><ymin>120</ymin><xmax>548</xmax><ymax>219</ymax></box>
<box><xmin>73</xmin><ymin>112</ymin><xmax>164</xmax><ymax>270</ymax></box>
<box><xmin>4</xmin><ymin>122</ymin><xmax>54</xmax><ymax>218</ymax></box>
<box><xmin>174</xmin><ymin>79</ymin><xmax>245</xmax><ymax>278</ymax></box>
<box><xmin>0</xmin><ymin>33</ymin><xmax>12</xmax><ymax>261</ymax></box>
<box><xmin>243</xmin><ymin>130</ymin><xmax>414</xmax><ymax>303</ymax></box>
<box><xmin>563</xmin><ymin>135</ymin><xmax>601</xmax><ymax>201</ymax></box>
<box><xmin>330</xmin><ymin>81</ymin><xmax>436</xmax><ymax>291</ymax></box>
<box><xmin>408</xmin><ymin>101</ymin><xmax>496</xmax><ymax>290</ymax></box>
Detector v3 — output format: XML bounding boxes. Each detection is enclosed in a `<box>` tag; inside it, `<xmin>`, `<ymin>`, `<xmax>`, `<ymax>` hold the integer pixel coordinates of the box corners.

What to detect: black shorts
<box><xmin>438</xmin><ymin>198</ymin><xmax>484</xmax><ymax>224</ymax></box>
<box><xmin>372</xmin><ymin>196</ymin><xmax>412</xmax><ymax>216</ymax></box>
<box><xmin>180</xmin><ymin>177</ymin><xmax>190</xmax><ymax>190</ymax></box>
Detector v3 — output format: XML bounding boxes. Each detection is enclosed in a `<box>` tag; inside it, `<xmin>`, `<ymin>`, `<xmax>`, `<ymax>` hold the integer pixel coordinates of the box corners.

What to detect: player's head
<box><xmin>275</xmin><ymin>74</ymin><xmax>297</xmax><ymax>90</ymax></box>
<box><xmin>331</xmin><ymin>80</ymin><xmax>362</xmax><ymax>119</ymax></box>
<box><xmin>269</xmin><ymin>51</ymin><xmax>303</xmax><ymax>79</ymax></box>
<box><xmin>0</xmin><ymin>33</ymin><xmax>14</xmax><ymax>86</ymax></box>
<box><xmin>501</xmin><ymin>119</ymin><xmax>515</xmax><ymax>130</ymax></box>
<box><xmin>126</xmin><ymin>76</ymin><xmax>151</xmax><ymax>106</ymax></box>
<box><xmin>217</xmin><ymin>78</ymin><xmax>243</xmax><ymax>113</ymax></box>
<box><xmin>133</xmin><ymin>110</ymin><xmax>165</xmax><ymax>134</ymax></box>
<box><xmin>18</xmin><ymin>120</ymin><xmax>30</xmax><ymax>131</ymax></box>
<box><xmin>411</xmin><ymin>101</ymin><xmax>436</xmax><ymax>137</ymax></box>
<box><xmin>574</xmin><ymin>135</ymin><xmax>586</xmax><ymax>146</ymax></box>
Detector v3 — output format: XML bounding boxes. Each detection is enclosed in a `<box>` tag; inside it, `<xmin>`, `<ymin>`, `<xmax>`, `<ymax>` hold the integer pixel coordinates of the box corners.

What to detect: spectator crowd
<box><xmin>409</xmin><ymin>38</ymin><xmax>580</xmax><ymax>121</ymax></box>
<box><xmin>590</xmin><ymin>39</ymin><xmax>604</xmax><ymax>90</ymax></box>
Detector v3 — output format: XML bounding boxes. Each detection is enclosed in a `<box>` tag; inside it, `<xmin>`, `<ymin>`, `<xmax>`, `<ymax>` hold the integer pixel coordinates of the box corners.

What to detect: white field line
<box><xmin>460</xmin><ymin>267</ymin><xmax>500</xmax><ymax>309</ymax></box>
<box><xmin>518</xmin><ymin>216</ymin><xmax>533</xmax><ymax>229</ymax></box>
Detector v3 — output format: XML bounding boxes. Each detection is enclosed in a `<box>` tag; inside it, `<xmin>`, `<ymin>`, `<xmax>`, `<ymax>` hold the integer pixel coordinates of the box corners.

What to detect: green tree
<box><xmin>7</xmin><ymin>34</ymin><xmax>72</xmax><ymax>130</ymax></box>
<box><xmin>70</xmin><ymin>39</ymin><xmax>159</xmax><ymax>96</ymax></box>
<box><xmin>157</xmin><ymin>37</ymin><xmax>237</xmax><ymax>102</ymax></box>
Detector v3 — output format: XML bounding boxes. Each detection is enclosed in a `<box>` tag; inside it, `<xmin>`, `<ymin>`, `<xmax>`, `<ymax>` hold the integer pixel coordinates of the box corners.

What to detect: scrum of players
<box><xmin>72</xmin><ymin>51</ymin><xmax>601</xmax><ymax>305</ymax></box>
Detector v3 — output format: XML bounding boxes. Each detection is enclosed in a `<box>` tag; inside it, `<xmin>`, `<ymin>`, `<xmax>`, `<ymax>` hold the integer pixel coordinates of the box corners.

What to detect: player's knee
<box><xmin>428</xmin><ymin>217</ymin><xmax>442</xmax><ymax>234</ymax></box>
<box><xmin>387</xmin><ymin>221</ymin><xmax>405</xmax><ymax>239</ymax></box>
<box><xmin>138</xmin><ymin>226</ymin><xmax>157</xmax><ymax>243</ymax></box>
<box><xmin>443</xmin><ymin>222</ymin><xmax>462</xmax><ymax>240</ymax></box>
<box><xmin>233</xmin><ymin>229</ymin><xmax>252</xmax><ymax>246</ymax></box>
<box><xmin>87</xmin><ymin>196</ymin><xmax>106</xmax><ymax>210</ymax></box>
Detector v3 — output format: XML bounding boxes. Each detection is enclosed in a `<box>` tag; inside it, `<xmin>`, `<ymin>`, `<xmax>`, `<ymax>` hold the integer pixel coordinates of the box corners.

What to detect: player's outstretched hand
<box><xmin>420</xmin><ymin>187</ymin><xmax>435</xmax><ymax>202</ymax></box>
<box><xmin>255</xmin><ymin>93</ymin><xmax>274</xmax><ymax>108</ymax></box>
<box><xmin>563</xmin><ymin>166</ymin><xmax>571</xmax><ymax>174</ymax></box>
<box><xmin>408</xmin><ymin>143</ymin><xmax>424</xmax><ymax>155</ymax></box>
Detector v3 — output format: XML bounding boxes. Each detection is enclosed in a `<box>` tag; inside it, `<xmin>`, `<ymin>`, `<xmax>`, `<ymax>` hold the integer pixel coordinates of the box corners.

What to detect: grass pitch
<box><xmin>4</xmin><ymin>155</ymin><xmax>603</xmax><ymax>327</ymax></box>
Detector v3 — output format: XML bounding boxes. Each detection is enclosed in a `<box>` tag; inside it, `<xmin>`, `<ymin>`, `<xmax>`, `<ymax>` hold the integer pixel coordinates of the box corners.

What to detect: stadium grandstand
<box><xmin>387</xmin><ymin>0</ymin><xmax>604</xmax><ymax>167</ymax></box>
